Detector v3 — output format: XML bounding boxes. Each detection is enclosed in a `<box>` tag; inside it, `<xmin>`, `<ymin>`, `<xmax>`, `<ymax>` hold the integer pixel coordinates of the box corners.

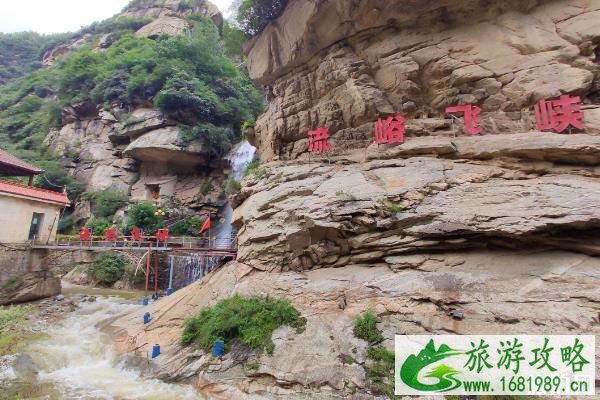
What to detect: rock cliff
<box><xmin>109</xmin><ymin>0</ymin><xmax>600</xmax><ymax>398</ymax></box>
<box><xmin>41</xmin><ymin>0</ymin><xmax>234</xmax><ymax>220</ymax></box>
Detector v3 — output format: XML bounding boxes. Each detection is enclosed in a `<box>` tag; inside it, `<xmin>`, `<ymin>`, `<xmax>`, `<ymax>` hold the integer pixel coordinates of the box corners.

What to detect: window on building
<box><xmin>28</xmin><ymin>212</ymin><xmax>44</xmax><ymax>240</ymax></box>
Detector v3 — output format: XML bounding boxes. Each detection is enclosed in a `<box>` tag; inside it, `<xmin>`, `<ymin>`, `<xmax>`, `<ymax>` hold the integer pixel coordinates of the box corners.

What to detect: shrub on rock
<box><xmin>88</xmin><ymin>254</ymin><xmax>128</xmax><ymax>285</ymax></box>
<box><xmin>181</xmin><ymin>294</ymin><xmax>303</xmax><ymax>355</ymax></box>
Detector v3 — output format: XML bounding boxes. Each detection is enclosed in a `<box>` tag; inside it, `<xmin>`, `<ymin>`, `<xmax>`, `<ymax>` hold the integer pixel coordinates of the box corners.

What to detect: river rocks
<box><xmin>0</xmin><ymin>271</ymin><xmax>61</xmax><ymax>306</ymax></box>
<box><xmin>247</xmin><ymin>0</ymin><xmax>600</xmax><ymax>162</ymax></box>
<box><xmin>0</xmin><ymin>353</ymin><xmax>38</xmax><ymax>387</ymax></box>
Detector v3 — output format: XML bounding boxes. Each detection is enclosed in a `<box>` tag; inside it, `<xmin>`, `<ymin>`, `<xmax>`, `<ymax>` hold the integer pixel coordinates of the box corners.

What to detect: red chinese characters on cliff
<box><xmin>534</xmin><ymin>95</ymin><xmax>585</xmax><ymax>133</ymax></box>
<box><xmin>307</xmin><ymin>127</ymin><xmax>332</xmax><ymax>153</ymax></box>
<box><xmin>445</xmin><ymin>104</ymin><xmax>482</xmax><ymax>135</ymax></box>
<box><xmin>374</xmin><ymin>115</ymin><xmax>406</xmax><ymax>144</ymax></box>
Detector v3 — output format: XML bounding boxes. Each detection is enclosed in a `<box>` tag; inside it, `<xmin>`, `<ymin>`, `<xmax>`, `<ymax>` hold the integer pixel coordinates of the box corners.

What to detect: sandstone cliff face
<box><xmin>109</xmin><ymin>1</ymin><xmax>600</xmax><ymax>398</ymax></box>
<box><xmin>44</xmin><ymin>100</ymin><xmax>228</xmax><ymax>217</ymax></box>
<box><xmin>247</xmin><ymin>0</ymin><xmax>600</xmax><ymax>161</ymax></box>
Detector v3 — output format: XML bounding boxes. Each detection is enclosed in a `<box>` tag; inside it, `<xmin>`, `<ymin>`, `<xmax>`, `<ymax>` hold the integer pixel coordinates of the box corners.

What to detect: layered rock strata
<box><xmin>109</xmin><ymin>0</ymin><xmax>600</xmax><ymax>398</ymax></box>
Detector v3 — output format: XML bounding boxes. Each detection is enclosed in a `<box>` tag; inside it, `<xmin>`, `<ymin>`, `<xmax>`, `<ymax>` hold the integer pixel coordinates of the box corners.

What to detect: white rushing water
<box><xmin>228</xmin><ymin>139</ymin><xmax>257</xmax><ymax>181</ymax></box>
<box><xmin>212</xmin><ymin>140</ymin><xmax>257</xmax><ymax>245</ymax></box>
<box><xmin>27</xmin><ymin>294</ymin><xmax>200</xmax><ymax>400</ymax></box>
<box><xmin>166</xmin><ymin>141</ymin><xmax>257</xmax><ymax>290</ymax></box>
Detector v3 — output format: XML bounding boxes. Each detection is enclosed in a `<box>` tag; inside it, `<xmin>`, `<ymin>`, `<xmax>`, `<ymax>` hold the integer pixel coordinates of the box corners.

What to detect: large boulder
<box><xmin>110</xmin><ymin>108</ymin><xmax>169</xmax><ymax>142</ymax></box>
<box><xmin>124</xmin><ymin>0</ymin><xmax>223</xmax><ymax>30</ymax></box>
<box><xmin>0</xmin><ymin>271</ymin><xmax>61</xmax><ymax>306</ymax></box>
<box><xmin>123</xmin><ymin>126</ymin><xmax>207</xmax><ymax>166</ymax></box>
<box><xmin>135</xmin><ymin>16</ymin><xmax>189</xmax><ymax>38</ymax></box>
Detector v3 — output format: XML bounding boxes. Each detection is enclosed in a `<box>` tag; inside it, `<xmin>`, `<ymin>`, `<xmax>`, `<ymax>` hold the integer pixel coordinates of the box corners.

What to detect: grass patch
<box><xmin>181</xmin><ymin>294</ymin><xmax>304</xmax><ymax>355</ymax></box>
<box><xmin>244</xmin><ymin>361</ymin><xmax>259</xmax><ymax>371</ymax></box>
<box><xmin>353</xmin><ymin>312</ymin><xmax>397</xmax><ymax>398</ymax></box>
<box><xmin>0</xmin><ymin>305</ymin><xmax>37</xmax><ymax>355</ymax></box>
<box><xmin>353</xmin><ymin>311</ymin><xmax>383</xmax><ymax>344</ymax></box>
<box><xmin>366</xmin><ymin>346</ymin><xmax>396</xmax><ymax>397</ymax></box>
<box><xmin>336</xmin><ymin>190</ymin><xmax>356</xmax><ymax>201</ymax></box>
<box><xmin>244</xmin><ymin>159</ymin><xmax>265</xmax><ymax>179</ymax></box>
<box><xmin>377</xmin><ymin>198</ymin><xmax>405</xmax><ymax>213</ymax></box>
<box><xmin>341</xmin><ymin>354</ymin><xmax>355</xmax><ymax>365</ymax></box>
<box><xmin>201</xmin><ymin>181</ymin><xmax>213</xmax><ymax>195</ymax></box>
<box><xmin>224</xmin><ymin>177</ymin><xmax>241</xmax><ymax>194</ymax></box>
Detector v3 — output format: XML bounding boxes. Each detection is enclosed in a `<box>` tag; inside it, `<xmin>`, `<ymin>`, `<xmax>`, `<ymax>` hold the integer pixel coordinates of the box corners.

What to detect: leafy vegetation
<box><xmin>83</xmin><ymin>189</ymin><xmax>129</xmax><ymax>218</ymax></box>
<box><xmin>225</xmin><ymin>177</ymin><xmax>241</xmax><ymax>194</ymax></box>
<box><xmin>88</xmin><ymin>254</ymin><xmax>128</xmax><ymax>285</ymax></box>
<box><xmin>353</xmin><ymin>312</ymin><xmax>396</xmax><ymax>397</ymax></box>
<box><xmin>353</xmin><ymin>311</ymin><xmax>383</xmax><ymax>344</ymax></box>
<box><xmin>0</xmin><ymin>12</ymin><xmax>263</xmax><ymax>202</ymax></box>
<box><xmin>84</xmin><ymin>216</ymin><xmax>112</xmax><ymax>235</ymax></box>
<box><xmin>244</xmin><ymin>159</ymin><xmax>265</xmax><ymax>179</ymax></box>
<box><xmin>57</xmin><ymin>214</ymin><xmax>76</xmax><ymax>234</ymax></box>
<box><xmin>236</xmin><ymin>0</ymin><xmax>289</xmax><ymax>36</ymax></box>
<box><xmin>222</xmin><ymin>21</ymin><xmax>247</xmax><ymax>60</ymax></box>
<box><xmin>0</xmin><ymin>31</ymin><xmax>77</xmax><ymax>84</ymax></box>
<box><xmin>171</xmin><ymin>216</ymin><xmax>206</xmax><ymax>236</ymax></box>
<box><xmin>336</xmin><ymin>190</ymin><xmax>356</xmax><ymax>201</ymax></box>
<box><xmin>182</xmin><ymin>294</ymin><xmax>304</xmax><ymax>355</ymax></box>
<box><xmin>201</xmin><ymin>181</ymin><xmax>213</xmax><ymax>195</ymax></box>
<box><xmin>127</xmin><ymin>201</ymin><xmax>161</xmax><ymax>233</ymax></box>
<box><xmin>378</xmin><ymin>198</ymin><xmax>405</xmax><ymax>214</ymax></box>
<box><xmin>179</xmin><ymin>123</ymin><xmax>237</xmax><ymax>158</ymax></box>
<box><xmin>33</xmin><ymin>160</ymin><xmax>84</xmax><ymax>199</ymax></box>
<box><xmin>0</xmin><ymin>304</ymin><xmax>37</xmax><ymax>355</ymax></box>
<box><xmin>366</xmin><ymin>346</ymin><xmax>396</xmax><ymax>398</ymax></box>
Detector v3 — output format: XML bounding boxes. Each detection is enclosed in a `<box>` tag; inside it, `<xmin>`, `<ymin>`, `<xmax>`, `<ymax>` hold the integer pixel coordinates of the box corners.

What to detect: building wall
<box><xmin>0</xmin><ymin>195</ymin><xmax>64</xmax><ymax>243</ymax></box>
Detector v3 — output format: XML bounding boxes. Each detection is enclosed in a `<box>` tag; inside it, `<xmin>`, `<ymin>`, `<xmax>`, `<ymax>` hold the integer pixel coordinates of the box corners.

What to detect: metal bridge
<box><xmin>30</xmin><ymin>235</ymin><xmax>238</xmax><ymax>257</ymax></box>
<box><xmin>31</xmin><ymin>234</ymin><xmax>238</xmax><ymax>297</ymax></box>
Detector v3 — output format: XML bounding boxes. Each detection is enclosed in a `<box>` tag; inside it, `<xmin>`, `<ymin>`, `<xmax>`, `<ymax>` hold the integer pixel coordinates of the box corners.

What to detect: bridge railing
<box><xmin>31</xmin><ymin>233</ymin><xmax>237</xmax><ymax>250</ymax></box>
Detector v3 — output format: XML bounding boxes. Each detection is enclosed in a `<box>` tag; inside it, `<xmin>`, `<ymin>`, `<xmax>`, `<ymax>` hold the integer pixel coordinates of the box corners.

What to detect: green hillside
<box><xmin>0</xmin><ymin>9</ymin><xmax>263</xmax><ymax>198</ymax></box>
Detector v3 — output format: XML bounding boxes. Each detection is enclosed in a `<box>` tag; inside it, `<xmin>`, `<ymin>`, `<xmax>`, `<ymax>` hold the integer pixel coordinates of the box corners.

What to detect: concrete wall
<box><xmin>0</xmin><ymin>246</ymin><xmax>61</xmax><ymax>304</ymax></box>
<box><xmin>0</xmin><ymin>244</ymin><xmax>32</xmax><ymax>286</ymax></box>
<box><xmin>0</xmin><ymin>195</ymin><xmax>63</xmax><ymax>243</ymax></box>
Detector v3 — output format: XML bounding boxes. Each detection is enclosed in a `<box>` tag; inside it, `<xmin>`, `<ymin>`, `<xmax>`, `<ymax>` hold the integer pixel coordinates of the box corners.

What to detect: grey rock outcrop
<box><xmin>107</xmin><ymin>0</ymin><xmax>600</xmax><ymax>398</ymax></box>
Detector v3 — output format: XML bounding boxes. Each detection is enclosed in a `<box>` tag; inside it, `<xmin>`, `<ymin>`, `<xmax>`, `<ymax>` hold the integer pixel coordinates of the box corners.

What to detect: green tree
<box><xmin>236</xmin><ymin>0</ymin><xmax>288</xmax><ymax>36</ymax></box>
<box><xmin>88</xmin><ymin>189</ymin><xmax>129</xmax><ymax>219</ymax></box>
<box><xmin>128</xmin><ymin>201</ymin><xmax>160</xmax><ymax>233</ymax></box>
<box><xmin>88</xmin><ymin>254</ymin><xmax>127</xmax><ymax>285</ymax></box>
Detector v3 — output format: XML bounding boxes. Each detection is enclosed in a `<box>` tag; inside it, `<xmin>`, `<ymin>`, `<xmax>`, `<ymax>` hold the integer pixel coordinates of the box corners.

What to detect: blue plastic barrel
<box><xmin>213</xmin><ymin>341</ymin><xmax>224</xmax><ymax>357</ymax></box>
<box><xmin>151</xmin><ymin>344</ymin><xmax>160</xmax><ymax>358</ymax></box>
<box><xmin>167</xmin><ymin>287</ymin><xmax>174</xmax><ymax>296</ymax></box>
<box><xmin>143</xmin><ymin>312</ymin><xmax>151</xmax><ymax>324</ymax></box>
<box><xmin>152</xmin><ymin>293</ymin><xmax>158</xmax><ymax>301</ymax></box>
<box><xmin>142</xmin><ymin>298</ymin><xmax>149</xmax><ymax>306</ymax></box>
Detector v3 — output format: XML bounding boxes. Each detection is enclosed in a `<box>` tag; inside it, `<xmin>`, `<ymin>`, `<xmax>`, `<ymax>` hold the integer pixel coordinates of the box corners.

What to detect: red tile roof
<box><xmin>0</xmin><ymin>180</ymin><xmax>70</xmax><ymax>206</ymax></box>
<box><xmin>0</xmin><ymin>149</ymin><xmax>44</xmax><ymax>176</ymax></box>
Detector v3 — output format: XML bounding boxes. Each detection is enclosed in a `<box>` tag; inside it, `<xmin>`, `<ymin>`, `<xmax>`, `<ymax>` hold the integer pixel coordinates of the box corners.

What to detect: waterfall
<box><xmin>212</xmin><ymin>140</ymin><xmax>257</xmax><ymax>247</ymax></box>
<box><xmin>167</xmin><ymin>253</ymin><xmax>226</xmax><ymax>290</ymax></box>
<box><xmin>168</xmin><ymin>140</ymin><xmax>256</xmax><ymax>289</ymax></box>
